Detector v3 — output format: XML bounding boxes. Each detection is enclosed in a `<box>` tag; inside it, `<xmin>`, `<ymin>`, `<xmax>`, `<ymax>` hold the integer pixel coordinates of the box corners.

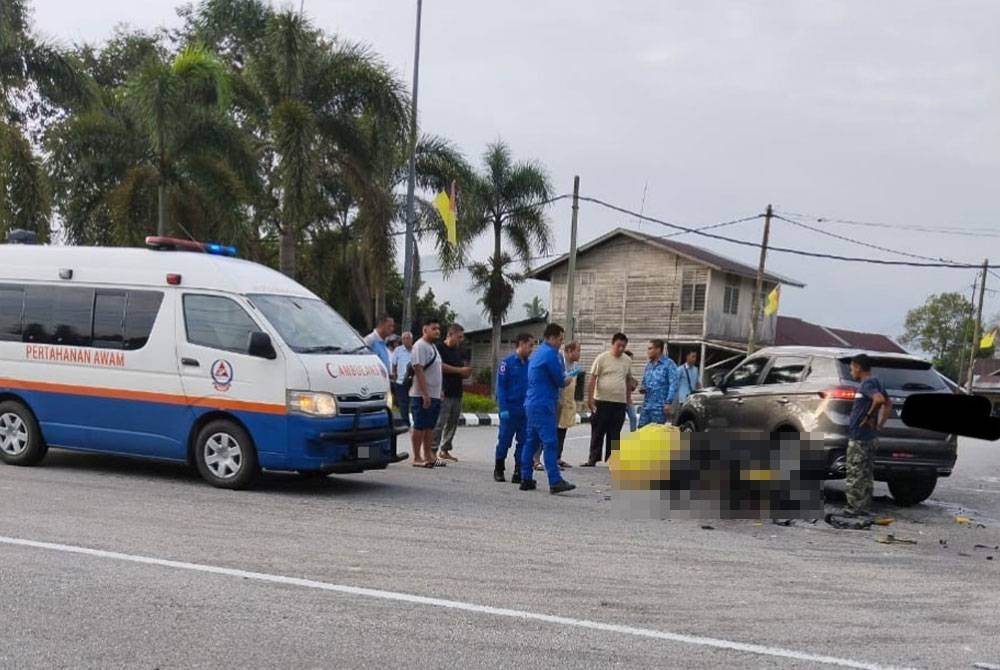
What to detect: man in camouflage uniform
<box><xmin>638</xmin><ymin>339</ymin><xmax>680</xmax><ymax>428</ymax></box>
<box><xmin>845</xmin><ymin>354</ymin><xmax>891</xmax><ymax>517</ymax></box>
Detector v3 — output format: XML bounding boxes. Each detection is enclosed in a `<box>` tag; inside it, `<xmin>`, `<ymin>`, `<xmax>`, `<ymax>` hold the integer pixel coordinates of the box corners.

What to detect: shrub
<box><xmin>475</xmin><ymin>367</ymin><xmax>493</xmax><ymax>386</ymax></box>
<box><xmin>462</xmin><ymin>393</ymin><xmax>498</xmax><ymax>414</ymax></box>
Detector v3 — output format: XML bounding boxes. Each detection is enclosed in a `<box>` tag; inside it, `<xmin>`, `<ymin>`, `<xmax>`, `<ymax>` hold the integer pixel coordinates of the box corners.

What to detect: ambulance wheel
<box><xmin>0</xmin><ymin>400</ymin><xmax>47</xmax><ymax>466</ymax></box>
<box><xmin>194</xmin><ymin>420</ymin><xmax>260</xmax><ymax>490</ymax></box>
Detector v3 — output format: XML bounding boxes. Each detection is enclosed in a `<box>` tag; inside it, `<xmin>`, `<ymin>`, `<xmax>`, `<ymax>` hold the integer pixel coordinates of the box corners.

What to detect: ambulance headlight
<box><xmin>287</xmin><ymin>391</ymin><xmax>338</xmax><ymax>417</ymax></box>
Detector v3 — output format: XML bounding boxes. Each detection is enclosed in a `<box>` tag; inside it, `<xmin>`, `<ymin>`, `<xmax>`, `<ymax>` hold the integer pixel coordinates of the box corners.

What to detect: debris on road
<box><xmin>876</xmin><ymin>534</ymin><xmax>917</xmax><ymax>545</ymax></box>
<box><xmin>873</xmin><ymin>517</ymin><xmax>895</xmax><ymax>526</ymax></box>
<box><xmin>825</xmin><ymin>513</ymin><xmax>872</xmax><ymax>530</ymax></box>
<box><xmin>700</xmin><ymin>524</ymin><xmax>715</xmax><ymax>530</ymax></box>
<box><xmin>956</xmin><ymin>515</ymin><xmax>972</xmax><ymax>525</ymax></box>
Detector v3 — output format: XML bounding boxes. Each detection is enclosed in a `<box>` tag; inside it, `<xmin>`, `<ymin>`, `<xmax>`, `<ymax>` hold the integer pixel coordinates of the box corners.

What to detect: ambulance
<box><xmin>0</xmin><ymin>237</ymin><xmax>407</xmax><ymax>489</ymax></box>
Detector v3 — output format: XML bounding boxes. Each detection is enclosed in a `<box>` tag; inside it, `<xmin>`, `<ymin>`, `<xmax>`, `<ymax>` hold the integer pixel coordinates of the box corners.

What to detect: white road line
<box><xmin>0</xmin><ymin>535</ymin><xmax>909</xmax><ymax>670</ymax></box>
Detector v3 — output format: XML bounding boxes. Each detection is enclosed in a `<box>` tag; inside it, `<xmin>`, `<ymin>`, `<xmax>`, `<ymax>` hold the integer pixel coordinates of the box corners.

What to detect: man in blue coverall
<box><xmin>638</xmin><ymin>338</ymin><xmax>680</xmax><ymax>427</ymax></box>
<box><xmin>493</xmin><ymin>333</ymin><xmax>535</xmax><ymax>484</ymax></box>
<box><xmin>519</xmin><ymin>323</ymin><xmax>580</xmax><ymax>494</ymax></box>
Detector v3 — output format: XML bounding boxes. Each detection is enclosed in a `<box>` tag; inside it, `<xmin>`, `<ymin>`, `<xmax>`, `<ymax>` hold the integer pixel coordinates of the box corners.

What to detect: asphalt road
<box><xmin>2</xmin><ymin>425</ymin><xmax>999</xmax><ymax>670</ymax></box>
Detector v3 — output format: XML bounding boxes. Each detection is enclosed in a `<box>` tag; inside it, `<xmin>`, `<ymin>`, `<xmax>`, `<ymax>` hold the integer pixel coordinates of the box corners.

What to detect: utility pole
<box><xmin>746</xmin><ymin>204</ymin><xmax>772</xmax><ymax>354</ymax></box>
<box><xmin>401</xmin><ymin>0</ymin><xmax>423</xmax><ymax>332</ymax></box>
<box><xmin>967</xmin><ymin>259</ymin><xmax>989</xmax><ymax>390</ymax></box>
<box><xmin>565</xmin><ymin>176</ymin><xmax>580</xmax><ymax>342</ymax></box>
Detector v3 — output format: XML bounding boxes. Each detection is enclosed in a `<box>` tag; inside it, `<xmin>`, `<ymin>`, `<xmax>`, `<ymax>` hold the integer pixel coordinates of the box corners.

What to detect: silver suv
<box><xmin>674</xmin><ymin>346</ymin><xmax>958</xmax><ymax>505</ymax></box>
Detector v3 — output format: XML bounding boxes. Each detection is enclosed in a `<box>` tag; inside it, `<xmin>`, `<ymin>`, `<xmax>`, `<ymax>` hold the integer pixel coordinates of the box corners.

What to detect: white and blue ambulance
<box><xmin>0</xmin><ymin>237</ymin><xmax>407</xmax><ymax>488</ymax></box>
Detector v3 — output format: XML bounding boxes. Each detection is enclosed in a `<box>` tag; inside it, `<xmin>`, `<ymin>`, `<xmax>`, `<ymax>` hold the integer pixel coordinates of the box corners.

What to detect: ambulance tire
<box><xmin>194</xmin><ymin>419</ymin><xmax>260</xmax><ymax>490</ymax></box>
<box><xmin>0</xmin><ymin>400</ymin><xmax>47</xmax><ymax>466</ymax></box>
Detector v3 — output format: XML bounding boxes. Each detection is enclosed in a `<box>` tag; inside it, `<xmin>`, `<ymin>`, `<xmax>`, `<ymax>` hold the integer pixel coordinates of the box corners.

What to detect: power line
<box><xmin>777</xmin><ymin>209</ymin><xmax>1000</xmax><ymax>239</ymax></box>
<box><xmin>388</xmin><ymin>194</ymin><xmax>573</xmax><ymax>238</ymax></box>
<box><xmin>577</xmin><ymin>196</ymin><xmax>982</xmax><ymax>269</ymax></box>
<box><xmin>772</xmin><ymin>214</ymin><xmax>959</xmax><ymax>264</ymax></box>
<box><xmin>419</xmin><ymin>213</ymin><xmax>763</xmax><ymax>274</ymax></box>
<box><xmin>663</xmin><ymin>214</ymin><xmax>762</xmax><ymax>238</ymax></box>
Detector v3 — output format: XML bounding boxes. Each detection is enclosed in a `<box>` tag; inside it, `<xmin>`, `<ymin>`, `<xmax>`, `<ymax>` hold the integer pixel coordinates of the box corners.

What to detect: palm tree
<box><xmin>1</xmin><ymin>0</ymin><xmax>93</xmax><ymax>240</ymax></box>
<box><xmin>523</xmin><ymin>296</ymin><xmax>547</xmax><ymax>319</ymax></box>
<box><xmin>126</xmin><ymin>45</ymin><xmax>251</xmax><ymax>238</ymax></box>
<box><xmin>462</xmin><ymin>142</ymin><xmax>553</xmax><ymax>385</ymax></box>
<box><xmin>183</xmin><ymin>0</ymin><xmax>471</xmax><ymax>317</ymax></box>
<box><xmin>232</xmin><ymin>9</ymin><xmax>411</xmax><ymax>280</ymax></box>
<box><xmin>47</xmin><ymin>39</ymin><xmax>258</xmax><ymax>246</ymax></box>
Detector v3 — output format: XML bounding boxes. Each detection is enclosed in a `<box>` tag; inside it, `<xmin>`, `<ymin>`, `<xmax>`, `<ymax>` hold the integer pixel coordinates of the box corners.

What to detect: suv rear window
<box><xmin>837</xmin><ymin>358</ymin><xmax>947</xmax><ymax>391</ymax></box>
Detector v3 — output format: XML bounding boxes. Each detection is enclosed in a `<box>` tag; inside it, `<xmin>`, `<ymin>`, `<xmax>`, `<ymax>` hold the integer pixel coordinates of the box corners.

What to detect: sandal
<box><xmin>423</xmin><ymin>461</ymin><xmax>436</xmax><ymax>469</ymax></box>
<box><xmin>533</xmin><ymin>463</ymin><xmax>544</xmax><ymax>471</ymax></box>
<box><xmin>432</xmin><ymin>460</ymin><xmax>447</xmax><ymax>467</ymax></box>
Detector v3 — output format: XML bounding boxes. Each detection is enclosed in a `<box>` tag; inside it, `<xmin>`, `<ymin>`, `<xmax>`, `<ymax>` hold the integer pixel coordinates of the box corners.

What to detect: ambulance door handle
<box><xmin>181</xmin><ymin>358</ymin><xmax>200</xmax><ymax>368</ymax></box>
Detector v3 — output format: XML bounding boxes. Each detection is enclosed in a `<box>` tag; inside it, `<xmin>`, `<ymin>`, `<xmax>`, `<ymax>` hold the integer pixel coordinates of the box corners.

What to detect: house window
<box><xmin>680</xmin><ymin>270</ymin><xmax>706</xmax><ymax>312</ymax></box>
<box><xmin>723</xmin><ymin>274</ymin><xmax>740</xmax><ymax>315</ymax></box>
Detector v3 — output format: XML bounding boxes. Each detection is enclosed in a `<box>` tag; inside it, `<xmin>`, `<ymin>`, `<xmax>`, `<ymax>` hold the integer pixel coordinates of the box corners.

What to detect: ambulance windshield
<box><xmin>249</xmin><ymin>294</ymin><xmax>366</xmax><ymax>355</ymax></box>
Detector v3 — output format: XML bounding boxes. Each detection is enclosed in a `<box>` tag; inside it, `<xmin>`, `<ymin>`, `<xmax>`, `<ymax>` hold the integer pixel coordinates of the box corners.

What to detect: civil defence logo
<box><xmin>211</xmin><ymin>360</ymin><xmax>234</xmax><ymax>392</ymax></box>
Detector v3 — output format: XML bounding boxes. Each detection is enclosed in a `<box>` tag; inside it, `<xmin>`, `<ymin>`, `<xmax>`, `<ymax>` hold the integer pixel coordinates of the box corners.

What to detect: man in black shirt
<box><xmin>432</xmin><ymin>324</ymin><xmax>472</xmax><ymax>462</ymax></box>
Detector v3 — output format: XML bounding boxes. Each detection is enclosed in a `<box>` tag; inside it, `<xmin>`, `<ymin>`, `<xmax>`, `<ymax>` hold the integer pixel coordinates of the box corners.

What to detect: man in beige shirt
<box><xmin>583</xmin><ymin>333</ymin><xmax>633</xmax><ymax>466</ymax></box>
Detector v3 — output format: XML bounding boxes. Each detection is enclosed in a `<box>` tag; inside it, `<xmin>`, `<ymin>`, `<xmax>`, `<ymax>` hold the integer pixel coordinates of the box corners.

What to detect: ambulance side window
<box><xmin>0</xmin><ymin>284</ymin><xmax>24</xmax><ymax>341</ymax></box>
<box><xmin>22</xmin><ymin>285</ymin><xmax>94</xmax><ymax>346</ymax></box>
<box><xmin>183</xmin><ymin>294</ymin><xmax>259</xmax><ymax>354</ymax></box>
<box><xmin>92</xmin><ymin>292</ymin><xmax>126</xmax><ymax>349</ymax></box>
<box><xmin>124</xmin><ymin>291</ymin><xmax>163</xmax><ymax>350</ymax></box>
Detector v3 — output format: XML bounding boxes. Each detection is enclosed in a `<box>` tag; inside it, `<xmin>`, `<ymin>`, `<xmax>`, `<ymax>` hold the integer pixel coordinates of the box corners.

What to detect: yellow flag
<box><xmin>981</xmin><ymin>328</ymin><xmax>997</xmax><ymax>350</ymax></box>
<box><xmin>434</xmin><ymin>180</ymin><xmax>457</xmax><ymax>246</ymax></box>
<box><xmin>764</xmin><ymin>285</ymin><xmax>780</xmax><ymax>316</ymax></box>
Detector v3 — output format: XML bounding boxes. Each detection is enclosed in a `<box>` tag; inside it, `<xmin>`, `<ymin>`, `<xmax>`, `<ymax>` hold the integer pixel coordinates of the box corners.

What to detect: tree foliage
<box><xmin>900</xmin><ymin>292</ymin><xmax>980</xmax><ymax>380</ymax></box>
<box><xmin>5</xmin><ymin>0</ymin><xmax>550</xmax><ymax>339</ymax></box>
<box><xmin>523</xmin><ymin>295</ymin><xmax>547</xmax><ymax>319</ymax></box>
<box><xmin>1</xmin><ymin>0</ymin><xmax>93</xmax><ymax>240</ymax></box>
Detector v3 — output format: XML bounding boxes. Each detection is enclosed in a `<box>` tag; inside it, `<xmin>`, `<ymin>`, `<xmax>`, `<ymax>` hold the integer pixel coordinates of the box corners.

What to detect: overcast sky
<box><xmin>29</xmin><ymin>1</ymin><xmax>1000</xmax><ymax>341</ymax></box>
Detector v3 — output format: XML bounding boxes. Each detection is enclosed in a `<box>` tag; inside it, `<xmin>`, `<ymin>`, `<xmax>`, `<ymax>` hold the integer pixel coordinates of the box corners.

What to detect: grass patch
<box><xmin>462</xmin><ymin>393</ymin><xmax>498</xmax><ymax>413</ymax></box>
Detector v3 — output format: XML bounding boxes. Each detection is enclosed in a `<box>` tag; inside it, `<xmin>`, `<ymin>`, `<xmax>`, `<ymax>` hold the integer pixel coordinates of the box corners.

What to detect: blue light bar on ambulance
<box><xmin>205</xmin><ymin>243</ymin><xmax>237</xmax><ymax>257</ymax></box>
<box><xmin>145</xmin><ymin>236</ymin><xmax>237</xmax><ymax>257</ymax></box>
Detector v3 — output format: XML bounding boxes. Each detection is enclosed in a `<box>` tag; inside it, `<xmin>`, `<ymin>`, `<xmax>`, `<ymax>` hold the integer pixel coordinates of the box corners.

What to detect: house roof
<box><xmin>527</xmin><ymin>227</ymin><xmax>805</xmax><ymax>287</ymax></box>
<box><xmin>972</xmin><ymin>359</ymin><xmax>1000</xmax><ymax>380</ymax></box>
<box><xmin>775</xmin><ymin>316</ymin><xmax>906</xmax><ymax>354</ymax></box>
<box><xmin>463</xmin><ymin>315</ymin><xmax>548</xmax><ymax>340</ymax></box>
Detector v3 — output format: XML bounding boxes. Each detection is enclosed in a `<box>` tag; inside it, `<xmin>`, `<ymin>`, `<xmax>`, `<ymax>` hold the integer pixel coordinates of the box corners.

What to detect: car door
<box><xmin>175</xmin><ymin>294</ymin><xmax>286</xmax><ymax>440</ymax></box>
<box><xmin>751</xmin><ymin>355</ymin><xmax>811</xmax><ymax>432</ymax></box>
<box><xmin>710</xmin><ymin>357</ymin><xmax>769</xmax><ymax>429</ymax></box>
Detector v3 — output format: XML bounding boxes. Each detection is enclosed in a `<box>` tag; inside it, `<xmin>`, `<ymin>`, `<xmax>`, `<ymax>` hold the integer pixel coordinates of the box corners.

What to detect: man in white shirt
<box><xmin>409</xmin><ymin>318</ymin><xmax>443</xmax><ymax>467</ymax></box>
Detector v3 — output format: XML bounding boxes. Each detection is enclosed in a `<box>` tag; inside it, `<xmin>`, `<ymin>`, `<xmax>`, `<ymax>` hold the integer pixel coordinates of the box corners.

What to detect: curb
<box><xmin>456</xmin><ymin>413</ymin><xmax>593</xmax><ymax>427</ymax></box>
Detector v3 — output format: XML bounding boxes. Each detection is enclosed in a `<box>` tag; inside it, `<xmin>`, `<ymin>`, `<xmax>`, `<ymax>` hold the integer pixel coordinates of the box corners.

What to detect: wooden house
<box><xmin>526</xmin><ymin>228</ymin><xmax>805</xmax><ymax>381</ymax></box>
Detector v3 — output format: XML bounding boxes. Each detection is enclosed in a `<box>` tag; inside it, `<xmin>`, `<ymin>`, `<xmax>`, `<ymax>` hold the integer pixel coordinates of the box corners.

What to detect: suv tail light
<box><xmin>819</xmin><ymin>387</ymin><xmax>858</xmax><ymax>401</ymax></box>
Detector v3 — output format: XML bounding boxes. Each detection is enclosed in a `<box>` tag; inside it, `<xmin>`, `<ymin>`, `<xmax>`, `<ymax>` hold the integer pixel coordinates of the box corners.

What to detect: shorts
<box><xmin>410</xmin><ymin>397</ymin><xmax>442</xmax><ymax>430</ymax></box>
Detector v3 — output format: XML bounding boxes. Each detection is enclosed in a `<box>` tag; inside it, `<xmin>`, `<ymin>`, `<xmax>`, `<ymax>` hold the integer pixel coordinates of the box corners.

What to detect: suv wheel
<box><xmin>678</xmin><ymin>417</ymin><xmax>698</xmax><ymax>433</ymax></box>
<box><xmin>887</xmin><ymin>473</ymin><xmax>937</xmax><ymax>506</ymax></box>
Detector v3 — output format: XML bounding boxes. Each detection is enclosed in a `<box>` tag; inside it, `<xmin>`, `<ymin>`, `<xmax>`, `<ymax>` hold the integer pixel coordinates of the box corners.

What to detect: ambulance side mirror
<box><xmin>248</xmin><ymin>331</ymin><xmax>277</xmax><ymax>360</ymax></box>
